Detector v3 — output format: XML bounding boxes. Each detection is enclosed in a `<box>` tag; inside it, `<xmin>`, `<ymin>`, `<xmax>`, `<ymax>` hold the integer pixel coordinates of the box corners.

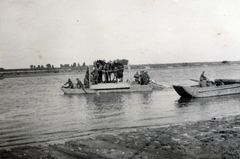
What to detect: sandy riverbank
<box><xmin>1</xmin><ymin>115</ymin><xmax>240</xmax><ymax>159</ymax></box>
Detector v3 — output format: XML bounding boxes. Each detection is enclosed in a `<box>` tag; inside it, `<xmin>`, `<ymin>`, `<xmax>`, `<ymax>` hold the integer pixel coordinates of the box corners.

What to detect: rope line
<box><xmin>93</xmin><ymin>68</ymin><xmax>124</xmax><ymax>73</ymax></box>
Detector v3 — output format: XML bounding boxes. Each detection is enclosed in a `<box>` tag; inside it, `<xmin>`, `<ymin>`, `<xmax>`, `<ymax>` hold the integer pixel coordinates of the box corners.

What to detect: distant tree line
<box><xmin>60</xmin><ymin>62</ymin><xmax>86</xmax><ymax>68</ymax></box>
<box><xmin>30</xmin><ymin>62</ymin><xmax>86</xmax><ymax>69</ymax></box>
<box><xmin>30</xmin><ymin>64</ymin><xmax>54</xmax><ymax>69</ymax></box>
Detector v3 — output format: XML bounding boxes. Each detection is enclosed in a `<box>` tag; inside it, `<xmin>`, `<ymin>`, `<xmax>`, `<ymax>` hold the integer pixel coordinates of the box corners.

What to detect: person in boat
<box><xmin>76</xmin><ymin>78</ymin><xmax>84</xmax><ymax>89</ymax></box>
<box><xmin>63</xmin><ymin>79</ymin><xmax>73</xmax><ymax>89</ymax></box>
<box><xmin>85</xmin><ymin>67</ymin><xmax>89</xmax><ymax>79</ymax></box>
<box><xmin>91</xmin><ymin>67</ymin><xmax>99</xmax><ymax>84</ymax></box>
<box><xmin>76</xmin><ymin>78</ymin><xmax>87</xmax><ymax>93</ymax></box>
<box><xmin>215</xmin><ymin>79</ymin><xmax>224</xmax><ymax>86</ymax></box>
<box><xmin>84</xmin><ymin>75</ymin><xmax>90</xmax><ymax>88</ymax></box>
<box><xmin>145</xmin><ymin>71</ymin><xmax>150</xmax><ymax>83</ymax></box>
<box><xmin>199</xmin><ymin>71</ymin><xmax>213</xmax><ymax>87</ymax></box>
<box><xmin>140</xmin><ymin>71</ymin><xmax>150</xmax><ymax>85</ymax></box>
<box><xmin>134</xmin><ymin>72</ymin><xmax>140</xmax><ymax>84</ymax></box>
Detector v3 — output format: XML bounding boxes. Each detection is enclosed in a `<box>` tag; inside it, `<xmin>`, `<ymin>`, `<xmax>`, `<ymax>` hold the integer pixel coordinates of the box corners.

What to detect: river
<box><xmin>1</xmin><ymin>64</ymin><xmax>240</xmax><ymax>149</ymax></box>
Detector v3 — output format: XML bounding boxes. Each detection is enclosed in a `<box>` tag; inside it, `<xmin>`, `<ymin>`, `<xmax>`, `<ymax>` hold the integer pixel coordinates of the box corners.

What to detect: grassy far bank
<box><xmin>1</xmin><ymin>60</ymin><xmax>239</xmax><ymax>79</ymax></box>
<box><xmin>1</xmin><ymin>115</ymin><xmax>240</xmax><ymax>158</ymax></box>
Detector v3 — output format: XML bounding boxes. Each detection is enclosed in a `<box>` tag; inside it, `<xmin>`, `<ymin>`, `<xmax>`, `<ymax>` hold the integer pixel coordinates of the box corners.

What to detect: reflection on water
<box><xmin>174</xmin><ymin>94</ymin><xmax>240</xmax><ymax>123</ymax></box>
<box><xmin>1</xmin><ymin>65</ymin><xmax>240</xmax><ymax>149</ymax></box>
<box><xmin>141</xmin><ymin>92</ymin><xmax>152</xmax><ymax>105</ymax></box>
<box><xmin>176</xmin><ymin>94</ymin><xmax>240</xmax><ymax>108</ymax></box>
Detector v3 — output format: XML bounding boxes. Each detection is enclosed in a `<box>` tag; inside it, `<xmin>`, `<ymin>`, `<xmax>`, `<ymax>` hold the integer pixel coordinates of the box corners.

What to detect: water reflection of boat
<box><xmin>176</xmin><ymin>97</ymin><xmax>212</xmax><ymax>107</ymax></box>
<box><xmin>0</xmin><ymin>73</ymin><xmax>4</xmax><ymax>80</ymax></box>
<box><xmin>175</xmin><ymin>97</ymin><xmax>212</xmax><ymax>108</ymax></box>
<box><xmin>176</xmin><ymin>94</ymin><xmax>240</xmax><ymax>108</ymax></box>
<box><xmin>176</xmin><ymin>97</ymin><xmax>192</xmax><ymax>105</ymax></box>
<box><xmin>173</xmin><ymin>82</ymin><xmax>240</xmax><ymax>98</ymax></box>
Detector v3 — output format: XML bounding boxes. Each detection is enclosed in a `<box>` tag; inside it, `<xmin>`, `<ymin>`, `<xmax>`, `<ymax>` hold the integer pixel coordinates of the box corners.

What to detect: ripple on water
<box><xmin>1</xmin><ymin>65</ymin><xmax>240</xmax><ymax>148</ymax></box>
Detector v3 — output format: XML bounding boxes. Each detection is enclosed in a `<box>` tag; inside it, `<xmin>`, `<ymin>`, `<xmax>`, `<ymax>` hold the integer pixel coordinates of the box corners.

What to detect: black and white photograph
<box><xmin>1</xmin><ymin>0</ymin><xmax>240</xmax><ymax>158</ymax></box>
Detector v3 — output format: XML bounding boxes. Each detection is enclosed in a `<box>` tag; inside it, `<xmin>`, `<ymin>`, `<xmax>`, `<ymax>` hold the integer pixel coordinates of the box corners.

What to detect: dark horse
<box><xmin>111</xmin><ymin>62</ymin><xmax>124</xmax><ymax>82</ymax></box>
<box><xmin>94</xmin><ymin>60</ymin><xmax>105</xmax><ymax>83</ymax></box>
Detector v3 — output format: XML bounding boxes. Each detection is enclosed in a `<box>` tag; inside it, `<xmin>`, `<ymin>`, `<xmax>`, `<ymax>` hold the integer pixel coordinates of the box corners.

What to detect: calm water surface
<box><xmin>1</xmin><ymin>65</ymin><xmax>240</xmax><ymax>149</ymax></box>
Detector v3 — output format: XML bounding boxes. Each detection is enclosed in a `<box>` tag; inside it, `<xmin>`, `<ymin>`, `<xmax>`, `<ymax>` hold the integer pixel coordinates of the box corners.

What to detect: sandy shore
<box><xmin>1</xmin><ymin>115</ymin><xmax>240</xmax><ymax>159</ymax></box>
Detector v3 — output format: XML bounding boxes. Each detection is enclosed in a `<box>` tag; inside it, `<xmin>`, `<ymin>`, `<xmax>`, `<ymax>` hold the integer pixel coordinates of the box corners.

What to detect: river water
<box><xmin>1</xmin><ymin>64</ymin><xmax>240</xmax><ymax>149</ymax></box>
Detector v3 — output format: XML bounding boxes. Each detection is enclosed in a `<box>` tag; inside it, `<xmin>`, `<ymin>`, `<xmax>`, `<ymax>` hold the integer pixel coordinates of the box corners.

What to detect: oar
<box><xmin>190</xmin><ymin>79</ymin><xmax>199</xmax><ymax>82</ymax></box>
<box><xmin>149</xmin><ymin>79</ymin><xmax>169</xmax><ymax>88</ymax></box>
<box><xmin>82</xmin><ymin>88</ymin><xmax>88</xmax><ymax>94</ymax></box>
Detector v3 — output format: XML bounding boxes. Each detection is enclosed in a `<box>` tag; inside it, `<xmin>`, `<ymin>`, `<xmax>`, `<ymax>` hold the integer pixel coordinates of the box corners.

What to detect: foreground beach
<box><xmin>1</xmin><ymin>115</ymin><xmax>240</xmax><ymax>159</ymax></box>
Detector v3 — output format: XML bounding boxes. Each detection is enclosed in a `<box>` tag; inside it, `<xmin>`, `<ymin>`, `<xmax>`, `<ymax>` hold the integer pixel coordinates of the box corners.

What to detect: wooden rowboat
<box><xmin>60</xmin><ymin>81</ymin><xmax>164</xmax><ymax>94</ymax></box>
<box><xmin>173</xmin><ymin>79</ymin><xmax>240</xmax><ymax>98</ymax></box>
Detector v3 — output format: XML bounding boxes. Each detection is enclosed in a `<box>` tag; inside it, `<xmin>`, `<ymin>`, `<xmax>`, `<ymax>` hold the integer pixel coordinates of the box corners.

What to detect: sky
<box><xmin>1</xmin><ymin>0</ymin><xmax>240</xmax><ymax>69</ymax></box>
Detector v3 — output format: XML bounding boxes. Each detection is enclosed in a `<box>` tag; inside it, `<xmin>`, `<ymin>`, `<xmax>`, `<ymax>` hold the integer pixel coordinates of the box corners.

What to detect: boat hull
<box><xmin>61</xmin><ymin>84</ymin><xmax>154</xmax><ymax>94</ymax></box>
<box><xmin>173</xmin><ymin>84</ymin><xmax>240</xmax><ymax>98</ymax></box>
<box><xmin>90</xmin><ymin>82</ymin><xmax>130</xmax><ymax>90</ymax></box>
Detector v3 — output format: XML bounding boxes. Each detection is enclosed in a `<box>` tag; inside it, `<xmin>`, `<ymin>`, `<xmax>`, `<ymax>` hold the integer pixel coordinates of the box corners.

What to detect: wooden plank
<box><xmin>90</xmin><ymin>82</ymin><xmax>130</xmax><ymax>90</ymax></box>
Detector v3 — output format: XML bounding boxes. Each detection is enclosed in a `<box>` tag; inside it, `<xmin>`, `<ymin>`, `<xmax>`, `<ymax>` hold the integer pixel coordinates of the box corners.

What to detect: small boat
<box><xmin>173</xmin><ymin>79</ymin><xmax>240</xmax><ymax>98</ymax></box>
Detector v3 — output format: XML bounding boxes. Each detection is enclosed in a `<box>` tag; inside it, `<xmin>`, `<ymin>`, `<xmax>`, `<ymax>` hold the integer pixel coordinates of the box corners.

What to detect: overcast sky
<box><xmin>1</xmin><ymin>0</ymin><xmax>240</xmax><ymax>69</ymax></box>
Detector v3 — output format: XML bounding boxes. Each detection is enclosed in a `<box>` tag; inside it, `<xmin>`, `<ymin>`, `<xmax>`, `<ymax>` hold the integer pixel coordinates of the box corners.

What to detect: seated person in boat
<box><xmin>76</xmin><ymin>78</ymin><xmax>84</xmax><ymax>89</ymax></box>
<box><xmin>76</xmin><ymin>78</ymin><xmax>87</xmax><ymax>93</ymax></box>
<box><xmin>84</xmin><ymin>75</ymin><xmax>90</xmax><ymax>88</ymax></box>
<box><xmin>199</xmin><ymin>71</ymin><xmax>213</xmax><ymax>87</ymax></box>
<box><xmin>140</xmin><ymin>71</ymin><xmax>150</xmax><ymax>85</ymax></box>
<box><xmin>134</xmin><ymin>72</ymin><xmax>140</xmax><ymax>84</ymax></box>
<box><xmin>215</xmin><ymin>79</ymin><xmax>224</xmax><ymax>86</ymax></box>
<box><xmin>63</xmin><ymin>79</ymin><xmax>73</xmax><ymax>89</ymax></box>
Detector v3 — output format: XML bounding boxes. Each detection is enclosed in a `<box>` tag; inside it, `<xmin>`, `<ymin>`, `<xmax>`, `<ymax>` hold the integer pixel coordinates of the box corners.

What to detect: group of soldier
<box><xmin>134</xmin><ymin>71</ymin><xmax>150</xmax><ymax>85</ymax></box>
<box><xmin>63</xmin><ymin>62</ymin><xmax>124</xmax><ymax>90</ymax></box>
<box><xmin>63</xmin><ymin>78</ymin><xmax>84</xmax><ymax>89</ymax></box>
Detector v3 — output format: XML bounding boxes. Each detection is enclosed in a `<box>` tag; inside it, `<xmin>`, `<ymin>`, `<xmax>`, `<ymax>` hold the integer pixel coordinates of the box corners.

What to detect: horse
<box><xmin>111</xmin><ymin>62</ymin><xmax>124</xmax><ymax>82</ymax></box>
<box><xmin>94</xmin><ymin>60</ymin><xmax>124</xmax><ymax>83</ymax></box>
<box><xmin>95</xmin><ymin>60</ymin><xmax>107</xmax><ymax>83</ymax></box>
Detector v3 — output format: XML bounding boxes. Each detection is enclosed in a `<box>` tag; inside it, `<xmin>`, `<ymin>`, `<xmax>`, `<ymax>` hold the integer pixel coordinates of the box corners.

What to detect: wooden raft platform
<box><xmin>90</xmin><ymin>82</ymin><xmax>130</xmax><ymax>90</ymax></box>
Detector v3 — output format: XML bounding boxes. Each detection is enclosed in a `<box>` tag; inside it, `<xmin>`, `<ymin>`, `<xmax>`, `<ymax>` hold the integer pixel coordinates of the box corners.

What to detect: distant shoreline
<box><xmin>1</xmin><ymin>60</ymin><xmax>239</xmax><ymax>79</ymax></box>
